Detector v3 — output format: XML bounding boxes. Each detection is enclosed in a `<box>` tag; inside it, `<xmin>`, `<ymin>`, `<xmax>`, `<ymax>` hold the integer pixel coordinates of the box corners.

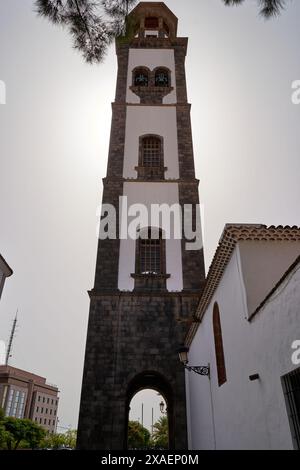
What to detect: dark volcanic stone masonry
<box><xmin>77</xmin><ymin>3</ymin><xmax>205</xmax><ymax>450</ymax></box>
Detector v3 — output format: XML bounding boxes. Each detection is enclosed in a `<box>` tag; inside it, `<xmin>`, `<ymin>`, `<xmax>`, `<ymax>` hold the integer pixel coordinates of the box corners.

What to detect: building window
<box><xmin>138</xmin><ymin>228</ymin><xmax>165</xmax><ymax>275</ymax></box>
<box><xmin>51</xmin><ymin>399</ymin><xmax>53</xmax><ymax>405</ymax></box>
<box><xmin>41</xmin><ymin>407</ymin><xmax>44</xmax><ymax>413</ymax></box>
<box><xmin>155</xmin><ymin>68</ymin><xmax>169</xmax><ymax>87</ymax></box>
<box><xmin>47</xmin><ymin>398</ymin><xmax>49</xmax><ymax>404</ymax></box>
<box><xmin>141</xmin><ymin>136</ymin><xmax>162</xmax><ymax>167</ymax></box>
<box><xmin>137</xmin><ymin>135</ymin><xmax>165</xmax><ymax>180</ymax></box>
<box><xmin>17</xmin><ymin>392</ymin><xmax>25</xmax><ymax>419</ymax></box>
<box><xmin>213</xmin><ymin>303</ymin><xmax>227</xmax><ymax>386</ymax></box>
<box><xmin>6</xmin><ymin>388</ymin><xmax>14</xmax><ymax>416</ymax></box>
<box><xmin>134</xmin><ymin>68</ymin><xmax>149</xmax><ymax>87</ymax></box>
<box><xmin>282</xmin><ymin>368</ymin><xmax>300</xmax><ymax>449</ymax></box>
<box><xmin>48</xmin><ymin>419</ymin><xmax>51</xmax><ymax>425</ymax></box>
<box><xmin>1</xmin><ymin>386</ymin><xmax>8</xmax><ymax>409</ymax></box>
<box><xmin>39</xmin><ymin>418</ymin><xmax>42</xmax><ymax>424</ymax></box>
<box><xmin>38</xmin><ymin>396</ymin><xmax>40</xmax><ymax>402</ymax></box>
<box><xmin>46</xmin><ymin>408</ymin><xmax>48</xmax><ymax>414</ymax></box>
<box><xmin>50</xmin><ymin>409</ymin><xmax>52</xmax><ymax>415</ymax></box>
<box><xmin>44</xmin><ymin>418</ymin><xmax>47</xmax><ymax>425</ymax></box>
<box><xmin>36</xmin><ymin>406</ymin><xmax>39</xmax><ymax>412</ymax></box>
<box><xmin>43</xmin><ymin>397</ymin><xmax>45</xmax><ymax>403</ymax></box>
<box><xmin>53</xmin><ymin>420</ymin><xmax>55</xmax><ymax>426</ymax></box>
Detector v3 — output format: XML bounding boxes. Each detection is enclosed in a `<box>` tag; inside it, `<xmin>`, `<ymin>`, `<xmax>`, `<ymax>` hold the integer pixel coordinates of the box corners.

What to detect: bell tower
<box><xmin>77</xmin><ymin>2</ymin><xmax>205</xmax><ymax>450</ymax></box>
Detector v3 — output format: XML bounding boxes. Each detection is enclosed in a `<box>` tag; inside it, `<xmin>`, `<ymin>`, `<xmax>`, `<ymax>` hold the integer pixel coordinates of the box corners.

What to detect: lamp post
<box><xmin>177</xmin><ymin>346</ymin><xmax>210</xmax><ymax>377</ymax></box>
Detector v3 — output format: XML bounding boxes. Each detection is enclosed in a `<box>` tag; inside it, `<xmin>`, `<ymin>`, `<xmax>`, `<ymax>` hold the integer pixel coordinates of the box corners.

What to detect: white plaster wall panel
<box><xmin>123</xmin><ymin>106</ymin><xmax>179</xmax><ymax>179</ymax></box>
<box><xmin>187</xmin><ymin>245</ymin><xmax>299</xmax><ymax>450</ymax></box>
<box><xmin>187</xmin><ymin>248</ymin><xmax>258</xmax><ymax>450</ymax></box>
<box><xmin>239</xmin><ymin>240</ymin><xmax>300</xmax><ymax>315</ymax></box>
<box><xmin>249</xmin><ymin>264</ymin><xmax>300</xmax><ymax>450</ymax></box>
<box><xmin>118</xmin><ymin>182</ymin><xmax>183</xmax><ymax>291</ymax></box>
<box><xmin>126</xmin><ymin>49</ymin><xmax>177</xmax><ymax>104</ymax></box>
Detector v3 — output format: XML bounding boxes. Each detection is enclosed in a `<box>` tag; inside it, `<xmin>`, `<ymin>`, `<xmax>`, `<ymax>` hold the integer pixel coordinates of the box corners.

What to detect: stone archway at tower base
<box><xmin>125</xmin><ymin>371</ymin><xmax>174</xmax><ymax>449</ymax></box>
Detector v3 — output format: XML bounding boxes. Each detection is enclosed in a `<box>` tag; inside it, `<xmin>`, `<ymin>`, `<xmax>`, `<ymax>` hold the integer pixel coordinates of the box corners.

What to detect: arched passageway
<box><xmin>125</xmin><ymin>371</ymin><xmax>174</xmax><ymax>449</ymax></box>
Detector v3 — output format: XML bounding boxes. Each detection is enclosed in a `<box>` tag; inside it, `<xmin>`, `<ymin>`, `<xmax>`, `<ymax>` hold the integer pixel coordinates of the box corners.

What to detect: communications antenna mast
<box><xmin>5</xmin><ymin>311</ymin><xmax>18</xmax><ymax>366</ymax></box>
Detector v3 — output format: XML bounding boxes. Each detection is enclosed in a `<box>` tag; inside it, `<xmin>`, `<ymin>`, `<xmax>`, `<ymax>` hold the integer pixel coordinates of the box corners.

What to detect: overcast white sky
<box><xmin>0</xmin><ymin>0</ymin><xmax>300</xmax><ymax>431</ymax></box>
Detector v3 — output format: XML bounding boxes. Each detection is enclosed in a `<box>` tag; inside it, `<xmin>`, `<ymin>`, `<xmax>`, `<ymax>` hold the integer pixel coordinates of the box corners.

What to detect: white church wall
<box><xmin>126</xmin><ymin>49</ymin><xmax>177</xmax><ymax>104</ymax></box>
<box><xmin>118</xmin><ymin>182</ymin><xmax>183</xmax><ymax>292</ymax></box>
<box><xmin>238</xmin><ymin>240</ymin><xmax>300</xmax><ymax>315</ymax></box>
<box><xmin>123</xmin><ymin>106</ymin><xmax>179</xmax><ymax>179</ymax></box>
<box><xmin>187</xmin><ymin>245</ymin><xmax>299</xmax><ymax>449</ymax></box>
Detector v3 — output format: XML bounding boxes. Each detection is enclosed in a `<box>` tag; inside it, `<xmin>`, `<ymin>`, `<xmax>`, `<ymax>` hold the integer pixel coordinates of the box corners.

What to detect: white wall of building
<box><xmin>187</xmin><ymin>244</ymin><xmax>300</xmax><ymax>450</ymax></box>
<box><xmin>126</xmin><ymin>49</ymin><xmax>177</xmax><ymax>105</ymax></box>
<box><xmin>118</xmin><ymin>182</ymin><xmax>183</xmax><ymax>292</ymax></box>
<box><xmin>239</xmin><ymin>240</ymin><xmax>300</xmax><ymax>315</ymax></box>
<box><xmin>123</xmin><ymin>106</ymin><xmax>179</xmax><ymax>179</ymax></box>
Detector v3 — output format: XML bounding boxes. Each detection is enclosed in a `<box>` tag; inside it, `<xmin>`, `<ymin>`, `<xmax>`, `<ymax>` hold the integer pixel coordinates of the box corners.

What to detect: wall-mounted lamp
<box><xmin>177</xmin><ymin>346</ymin><xmax>210</xmax><ymax>377</ymax></box>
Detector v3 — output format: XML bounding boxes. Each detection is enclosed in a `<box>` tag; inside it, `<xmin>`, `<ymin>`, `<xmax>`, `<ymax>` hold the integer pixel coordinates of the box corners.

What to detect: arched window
<box><xmin>155</xmin><ymin>68</ymin><xmax>169</xmax><ymax>87</ymax></box>
<box><xmin>138</xmin><ymin>228</ymin><xmax>165</xmax><ymax>275</ymax></box>
<box><xmin>141</xmin><ymin>135</ymin><xmax>162</xmax><ymax>167</ymax></box>
<box><xmin>134</xmin><ymin>68</ymin><xmax>149</xmax><ymax>87</ymax></box>
<box><xmin>213</xmin><ymin>303</ymin><xmax>227</xmax><ymax>386</ymax></box>
<box><xmin>136</xmin><ymin>135</ymin><xmax>165</xmax><ymax>180</ymax></box>
<box><xmin>132</xmin><ymin>227</ymin><xmax>169</xmax><ymax>290</ymax></box>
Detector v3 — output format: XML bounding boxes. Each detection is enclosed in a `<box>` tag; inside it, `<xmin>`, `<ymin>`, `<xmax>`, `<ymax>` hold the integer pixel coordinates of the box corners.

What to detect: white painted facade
<box><xmin>123</xmin><ymin>106</ymin><xmax>179</xmax><ymax>179</ymax></box>
<box><xmin>186</xmin><ymin>242</ymin><xmax>300</xmax><ymax>450</ymax></box>
<box><xmin>118</xmin><ymin>182</ymin><xmax>183</xmax><ymax>291</ymax></box>
<box><xmin>118</xmin><ymin>43</ymin><xmax>183</xmax><ymax>292</ymax></box>
<box><xmin>126</xmin><ymin>49</ymin><xmax>177</xmax><ymax>104</ymax></box>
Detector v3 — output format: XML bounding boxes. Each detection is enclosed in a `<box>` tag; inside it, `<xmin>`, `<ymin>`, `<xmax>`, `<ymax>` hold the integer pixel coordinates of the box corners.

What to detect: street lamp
<box><xmin>159</xmin><ymin>401</ymin><xmax>167</xmax><ymax>415</ymax></box>
<box><xmin>177</xmin><ymin>346</ymin><xmax>210</xmax><ymax>377</ymax></box>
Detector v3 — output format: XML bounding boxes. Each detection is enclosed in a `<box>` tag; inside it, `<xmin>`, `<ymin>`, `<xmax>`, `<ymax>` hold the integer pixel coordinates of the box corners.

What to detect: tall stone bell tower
<box><xmin>77</xmin><ymin>2</ymin><xmax>205</xmax><ymax>450</ymax></box>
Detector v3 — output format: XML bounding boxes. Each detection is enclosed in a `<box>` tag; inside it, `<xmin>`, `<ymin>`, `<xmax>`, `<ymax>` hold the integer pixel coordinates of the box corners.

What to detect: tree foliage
<box><xmin>35</xmin><ymin>0</ymin><xmax>138</xmax><ymax>63</ymax></box>
<box><xmin>0</xmin><ymin>409</ymin><xmax>46</xmax><ymax>450</ymax></box>
<box><xmin>223</xmin><ymin>0</ymin><xmax>288</xmax><ymax>18</ymax></box>
<box><xmin>40</xmin><ymin>429</ymin><xmax>77</xmax><ymax>449</ymax></box>
<box><xmin>127</xmin><ymin>420</ymin><xmax>150</xmax><ymax>449</ymax></box>
<box><xmin>151</xmin><ymin>416</ymin><xmax>168</xmax><ymax>449</ymax></box>
<box><xmin>35</xmin><ymin>1</ymin><xmax>292</xmax><ymax>65</ymax></box>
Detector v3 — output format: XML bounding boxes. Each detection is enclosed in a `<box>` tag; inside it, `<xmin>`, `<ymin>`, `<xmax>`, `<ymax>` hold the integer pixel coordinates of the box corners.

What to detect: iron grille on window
<box><xmin>142</xmin><ymin>137</ymin><xmax>162</xmax><ymax>167</ymax></box>
<box><xmin>139</xmin><ymin>233</ymin><xmax>162</xmax><ymax>275</ymax></box>
<box><xmin>282</xmin><ymin>368</ymin><xmax>300</xmax><ymax>449</ymax></box>
<box><xmin>134</xmin><ymin>70</ymin><xmax>148</xmax><ymax>87</ymax></box>
<box><xmin>155</xmin><ymin>69</ymin><xmax>169</xmax><ymax>87</ymax></box>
